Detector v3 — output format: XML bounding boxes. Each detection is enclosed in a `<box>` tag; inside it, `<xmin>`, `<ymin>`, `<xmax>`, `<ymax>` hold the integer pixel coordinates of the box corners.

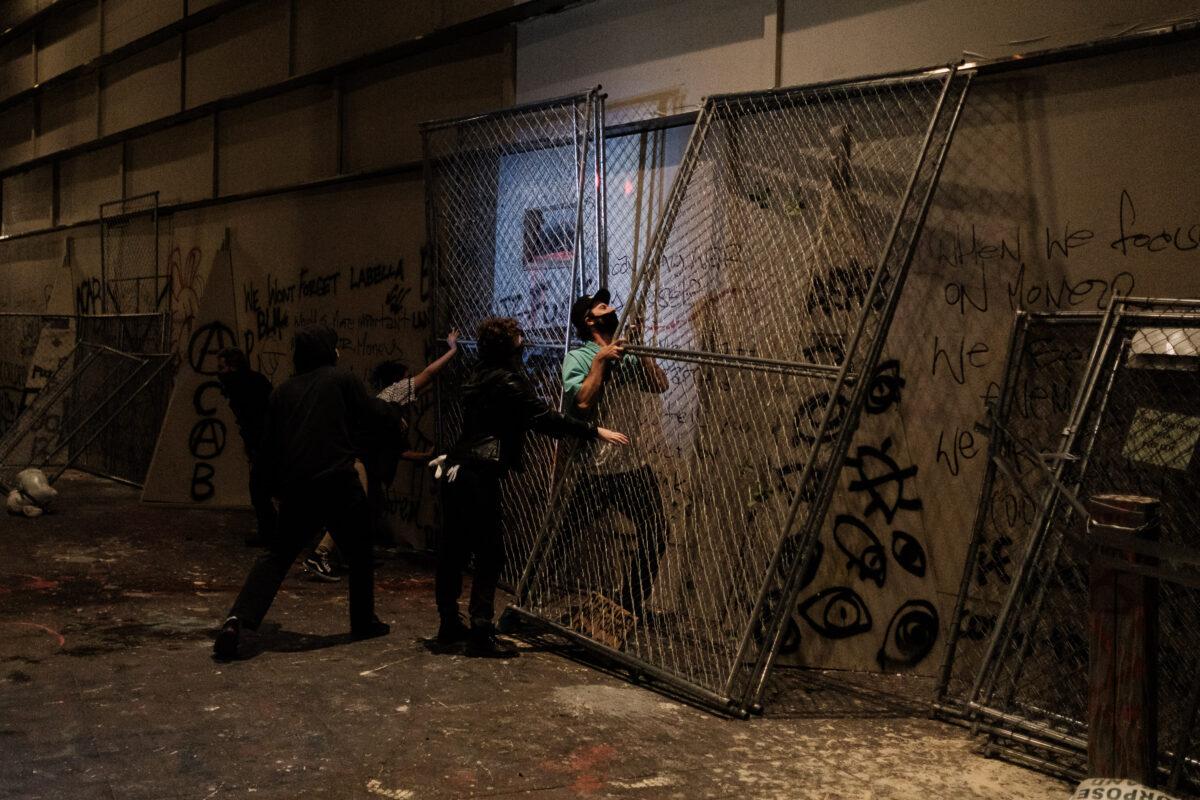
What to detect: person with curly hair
<box><xmin>433</xmin><ymin>316</ymin><xmax>629</xmax><ymax>657</ymax></box>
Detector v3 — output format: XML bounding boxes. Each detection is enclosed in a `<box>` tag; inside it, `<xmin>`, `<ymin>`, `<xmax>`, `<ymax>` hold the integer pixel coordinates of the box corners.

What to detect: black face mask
<box><xmin>593</xmin><ymin>310</ymin><xmax>619</xmax><ymax>336</ymax></box>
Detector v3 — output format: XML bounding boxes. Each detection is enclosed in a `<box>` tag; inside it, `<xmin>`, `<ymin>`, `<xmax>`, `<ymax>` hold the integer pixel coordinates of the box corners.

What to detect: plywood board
<box><xmin>142</xmin><ymin>237</ymin><xmax>251</xmax><ymax>507</ymax></box>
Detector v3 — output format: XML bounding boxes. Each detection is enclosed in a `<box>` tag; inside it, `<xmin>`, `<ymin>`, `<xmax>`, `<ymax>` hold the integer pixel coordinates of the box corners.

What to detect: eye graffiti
<box><xmin>798</xmin><ymin>586</ymin><xmax>873</xmax><ymax>640</ymax></box>
<box><xmin>864</xmin><ymin>359</ymin><xmax>905</xmax><ymax>415</ymax></box>
<box><xmin>876</xmin><ymin>599</ymin><xmax>939</xmax><ymax>670</ymax></box>
<box><xmin>891</xmin><ymin>530</ymin><xmax>926</xmax><ymax>577</ymax></box>
<box><xmin>792</xmin><ymin>391</ymin><xmax>848</xmax><ymax>445</ymax></box>
<box><xmin>833</xmin><ymin>514</ymin><xmax>885</xmax><ymax>587</ymax></box>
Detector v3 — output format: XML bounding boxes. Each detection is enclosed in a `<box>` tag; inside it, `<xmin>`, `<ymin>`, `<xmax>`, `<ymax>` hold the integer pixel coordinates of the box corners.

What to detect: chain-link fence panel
<box><xmin>423</xmin><ymin>91</ymin><xmax>602</xmax><ymax>347</ymax></box>
<box><xmin>961</xmin><ymin>299</ymin><xmax>1200</xmax><ymax>791</ymax></box>
<box><xmin>77</xmin><ymin>312</ymin><xmax>169</xmax><ymax>354</ymax></box>
<box><xmin>510</xmin><ymin>68</ymin><xmax>973</xmax><ymax>714</ymax></box>
<box><xmin>601</xmin><ymin>124</ymin><xmax>690</xmax><ymax>312</ymax></box>
<box><xmin>100</xmin><ymin>192</ymin><xmax>166</xmax><ymax>317</ymax></box>
<box><xmin>0</xmin><ymin>343</ymin><xmax>172</xmax><ymax>490</ymax></box>
<box><xmin>936</xmin><ymin>311</ymin><xmax>1105</xmax><ymax>713</ymax></box>
<box><xmin>423</xmin><ymin>91</ymin><xmax>605</xmax><ymax>582</ymax></box>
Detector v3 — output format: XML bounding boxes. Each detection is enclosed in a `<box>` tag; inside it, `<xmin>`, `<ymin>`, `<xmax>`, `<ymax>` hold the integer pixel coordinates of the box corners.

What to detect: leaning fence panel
<box><xmin>954</xmin><ymin>299</ymin><xmax>1200</xmax><ymax>790</ymax></box>
<box><xmin>510</xmin><ymin>68</ymin><xmax>971</xmax><ymax>713</ymax></box>
<box><xmin>422</xmin><ymin>91</ymin><xmax>605</xmax><ymax>584</ymax></box>
<box><xmin>936</xmin><ymin>312</ymin><xmax>1106</xmax><ymax>714</ymax></box>
<box><xmin>423</xmin><ymin>91</ymin><xmax>603</xmax><ymax>348</ymax></box>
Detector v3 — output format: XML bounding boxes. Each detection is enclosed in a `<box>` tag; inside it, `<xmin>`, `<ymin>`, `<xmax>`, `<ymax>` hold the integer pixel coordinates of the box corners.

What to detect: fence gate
<box><xmin>506</xmin><ymin>67</ymin><xmax>972</xmax><ymax>715</ymax></box>
<box><xmin>942</xmin><ymin>298</ymin><xmax>1200</xmax><ymax>789</ymax></box>
<box><xmin>422</xmin><ymin>90</ymin><xmax>605</xmax><ymax>571</ymax></box>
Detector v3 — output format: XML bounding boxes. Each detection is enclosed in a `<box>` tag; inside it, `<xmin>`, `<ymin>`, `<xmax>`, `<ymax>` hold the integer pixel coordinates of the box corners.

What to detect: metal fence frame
<box><xmin>939</xmin><ymin>297</ymin><xmax>1200</xmax><ymax>789</ymax></box>
<box><xmin>421</xmin><ymin>89</ymin><xmax>606</xmax><ymax>586</ymax></box>
<box><xmin>100</xmin><ymin>191</ymin><xmax>167</xmax><ymax>317</ymax></box>
<box><xmin>0</xmin><ymin>342</ymin><xmax>174</xmax><ymax>491</ymax></box>
<box><xmin>499</xmin><ymin>66</ymin><xmax>973</xmax><ymax>715</ymax></box>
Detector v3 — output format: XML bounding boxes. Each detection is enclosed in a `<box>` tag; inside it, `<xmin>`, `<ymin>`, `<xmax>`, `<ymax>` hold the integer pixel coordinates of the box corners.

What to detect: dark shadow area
<box><xmin>762</xmin><ymin>666</ymin><xmax>936</xmax><ymax>720</ymax></box>
<box><xmin>213</xmin><ymin>622</ymin><xmax>355</xmax><ymax>661</ymax></box>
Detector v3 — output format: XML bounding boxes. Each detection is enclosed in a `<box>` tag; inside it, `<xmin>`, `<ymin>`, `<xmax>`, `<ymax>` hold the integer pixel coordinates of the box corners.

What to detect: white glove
<box><xmin>428</xmin><ymin>454</ymin><xmax>459</xmax><ymax>483</ymax></box>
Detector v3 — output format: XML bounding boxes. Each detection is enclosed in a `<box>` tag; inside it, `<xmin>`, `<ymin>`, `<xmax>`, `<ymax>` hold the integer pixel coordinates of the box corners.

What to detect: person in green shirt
<box><xmin>556</xmin><ymin>289</ymin><xmax>670</xmax><ymax>630</ymax></box>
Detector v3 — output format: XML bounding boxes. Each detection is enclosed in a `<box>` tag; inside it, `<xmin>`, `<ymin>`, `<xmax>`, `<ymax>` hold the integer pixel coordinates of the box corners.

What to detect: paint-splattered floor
<box><xmin>1</xmin><ymin>473</ymin><xmax>1068</xmax><ymax>799</ymax></box>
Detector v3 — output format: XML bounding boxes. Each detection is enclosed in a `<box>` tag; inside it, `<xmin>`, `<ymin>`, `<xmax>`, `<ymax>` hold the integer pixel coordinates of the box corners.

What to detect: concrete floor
<box><xmin>0</xmin><ymin>472</ymin><xmax>1069</xmax><ymax>799</ymax></box>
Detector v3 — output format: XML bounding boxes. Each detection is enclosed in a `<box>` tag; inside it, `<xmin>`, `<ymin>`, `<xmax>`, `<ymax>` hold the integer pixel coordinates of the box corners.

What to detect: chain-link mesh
<box><xmin>513</xmin><ymin>69</ymin><xmax>972</xmax><ymax>713</ymax></box>
<box><xmin>954</xmin><ymin>299</ymin><xmax>1200</xmax><ymax>792</ymax></box>
<box><xmin>0</xmin><ymin>343</ymin><xmax>172</xmax><ymax>490</ymax></box>
<box><xmin>423</xmin><ymin>92</ymin><xmax>602</xmax><ymax>346</ymax></box>
<box><xmin>100</xmin><ymin>192</ymin><xmax>166</xmax><ymax>317</ymax></box>
<box><xmin>937</xmin><ymin>311</ymin><xmax>1104</xmax><ymax>712</ymax></box>
<box><xmin>422</xmin><ymin>91</ymin><xmax>604</xmax><ymax>584</ymax></box>
<box><xmin>77</xmin><ymin>312</ymin><xmax>169</xmax><ymax>353</ymax></box>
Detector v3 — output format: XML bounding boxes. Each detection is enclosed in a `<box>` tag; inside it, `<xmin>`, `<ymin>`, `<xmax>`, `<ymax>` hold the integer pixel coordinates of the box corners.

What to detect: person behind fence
<box><xmin>559</xmin><ymin>289</ymin><xmax>669</xmax><ymax>634</ymax></box>
<box><xmin>216</xmin><ymin>347</ymin><xmax>276</xmax><ymax>548</ymax></box>
<box><xmin>300</xmin><ymin>329</ymin><xmax>462</xmax><ymax>580</ymax></box>
<box><xmin>431</xmin><ymin>316</ymin><xmax>629</xmax><ymax>658</ymax></box>
<box><xmin>213</xmin><ymin>325</ymin><xmax>391</xmax><ymax>660</ymax></box>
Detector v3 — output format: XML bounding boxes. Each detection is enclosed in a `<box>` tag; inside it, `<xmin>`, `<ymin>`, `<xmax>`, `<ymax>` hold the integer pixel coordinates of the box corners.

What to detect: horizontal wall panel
<box><xmin>37</xmin><ymin>1</ymin><xmax>99</xmax><ymax>82</ymax></box>
<box><xmin>125</xmin><ymin>115</ymin><xmax>213</xmax><ymax>206</ymax></box>
<box><xmin>0</xmin><ymin>34</ymin><xmax>35</xmax><ymax>102</ymax></box>
<box><xmin>185</xmin><ymin>0</ymin><xmax>287</xmax><ymax>109</ymax></box>
<box><xmin>0</xmin><ymin>98</ymin><xmax>34</xmax><ymax>170</ymax></box>
<box><xmin>2</xmin><ymin>164</ymin><xmax>52</xmax><ymax>235</ymax></box>
<box><xmin>37</xmin><ymin>73</ymin><xmax>96</xmax><ymax>155</ymax></box>
<box><xmin>292</xmin><ymin>0</ymin><xmax>439</xmax><ymax>74</ymax></box>
<box><xmin>343</xmin><ymin>32</ymin><xmax>511</xmax><ymax>172</ymax></box>
<box><xmin>58</xmin><ymin>144</ymin><xmax>122</xmax><ymax>224</ymax></box>
<box><xmin>101</xmin><ymin>36</ymin><xmax>180</xmax><ymax>136</ymax></box>
<box><xmin>102</xmin><ymin>0</ymin><xmax>182</xmax><ymax>52</ymax></box>
<box><xmin>218</xmin><ymin>83</ymin><xmax>335</xmax><ymax>196</ymax></box>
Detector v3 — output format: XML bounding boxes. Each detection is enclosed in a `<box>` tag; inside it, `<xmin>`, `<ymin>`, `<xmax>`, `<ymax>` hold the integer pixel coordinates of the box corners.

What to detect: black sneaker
<box><xmin>466</xmin><ymin>627</ymin><xmax>518</xmax><ymax>659</ymax></box>
<box><xmin>213</xmin><ymin>616</ymin><xmax>240</xmax><ymax>660</ymax></box>
<box><xmin>351</xmin><ymin>618</ymin><xmax>391</xmax><ymax>641</ymax></box>
<box><xmin>303</xmin><ymin>552</ymin><xmax>340</xmax><ymax>582</ymax></box>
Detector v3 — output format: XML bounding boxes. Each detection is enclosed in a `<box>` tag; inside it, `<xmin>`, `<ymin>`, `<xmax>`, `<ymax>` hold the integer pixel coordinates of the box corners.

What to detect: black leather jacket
<box><xmin>450</xmin><ymin>366</ymin><xmax>596</xmax><ymax>472</ymax></box>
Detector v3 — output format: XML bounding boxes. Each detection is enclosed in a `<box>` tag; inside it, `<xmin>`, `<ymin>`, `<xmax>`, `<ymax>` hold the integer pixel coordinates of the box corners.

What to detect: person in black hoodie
<box><xmin>433</xmin><ymin>316</ymin><xmax>629</xmax><ymax>657</ymax></box>
<box><xmin>213</xmin><ymin>326</ymin><xmax>390</xmax><ymax>660</ymax></box>
<box><xmin>216</xmin><ymin>348</ymin><xmax>276</xmax><ymax>547</ymax></box>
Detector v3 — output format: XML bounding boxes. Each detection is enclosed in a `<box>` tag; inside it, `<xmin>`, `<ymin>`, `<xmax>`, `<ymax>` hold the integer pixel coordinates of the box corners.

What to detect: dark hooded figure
<box><xmin>431</xmin><ymin>316</ymin><xmax>629</xmax><ymax>658</ymax></box>
<box><xmin>216</xmin><ymin>347</ymin><xmax>276</xmax><ymax>547</ymax></box>
<box><xmin>213</xmin><ymin>325</ymin><xmax>390</xmax><ymax>660</ymax></box>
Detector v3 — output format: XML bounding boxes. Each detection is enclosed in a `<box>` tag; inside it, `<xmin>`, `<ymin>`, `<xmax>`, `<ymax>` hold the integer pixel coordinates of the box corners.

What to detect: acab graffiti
<box><xmin>186</xmin><ymin>322</ymin><xmax>237</xmax><ymax>501</ymax></box>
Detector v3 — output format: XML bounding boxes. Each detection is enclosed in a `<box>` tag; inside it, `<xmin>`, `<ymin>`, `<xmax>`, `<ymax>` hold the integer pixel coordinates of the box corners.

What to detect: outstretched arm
<box><xmin>412</xmin><ymin>329</ymin><xmax>459</xmax><ymax>392</ymax></box>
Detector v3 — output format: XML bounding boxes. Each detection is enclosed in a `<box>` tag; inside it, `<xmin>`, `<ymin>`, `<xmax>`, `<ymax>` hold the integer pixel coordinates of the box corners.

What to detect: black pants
<box><xmin>247</xmin><ymin>455</ymin><xmax>278</xmax><ymax>543</ymax></box>
<box><xmin>435</xmin><ymin>464</ymin><xmax>503</xmax><ymax>628</ymax></box>
<box><xmin>554</xmin><ymin>465</ymin><xmax>667</xmax><ymax>617</ymax></box>
<box><xmin>228</xmin><ymin>471</ymin><xmax>375</xmax><ymax>631</ymax></box>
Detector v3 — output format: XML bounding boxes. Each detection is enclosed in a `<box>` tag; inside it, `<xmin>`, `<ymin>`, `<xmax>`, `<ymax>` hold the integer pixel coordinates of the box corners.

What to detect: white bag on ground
<box><xmin>6</xmin><ymin>489</ymin><xmax>43</xmax><ymax>517</ymax></box>
<box><xmin>16</xmin><ymin>468</ymin><xmax>57</xmax><ymax>507</ymax></box>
